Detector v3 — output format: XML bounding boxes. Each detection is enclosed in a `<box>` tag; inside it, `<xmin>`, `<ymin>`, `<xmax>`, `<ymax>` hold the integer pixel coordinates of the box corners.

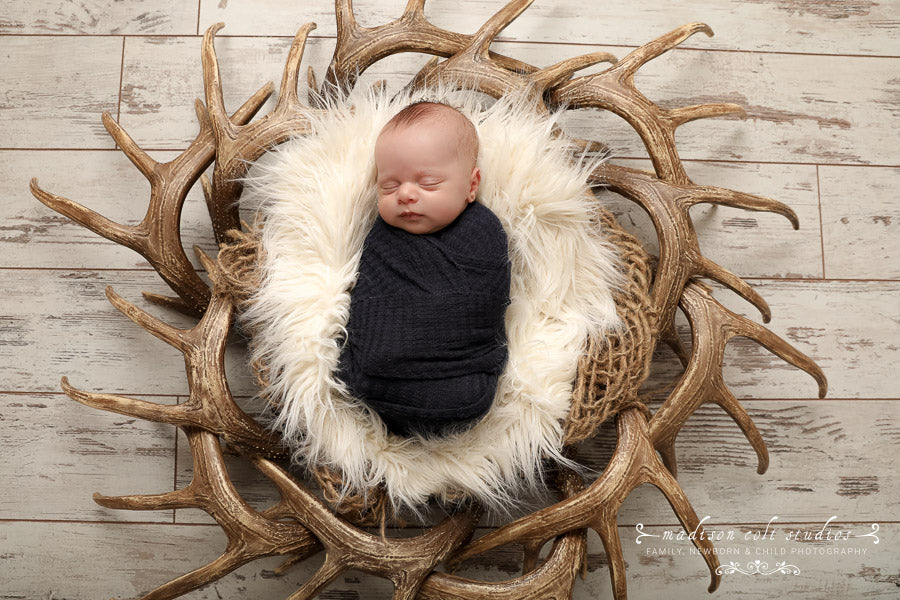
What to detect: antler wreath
<box><xmin>31</xmin><ymin>1</ymin><xmax>826</xmax><ymax>598</ymax></box>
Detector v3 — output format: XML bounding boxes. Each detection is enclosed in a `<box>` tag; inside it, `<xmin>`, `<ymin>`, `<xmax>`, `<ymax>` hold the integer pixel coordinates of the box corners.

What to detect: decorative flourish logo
<box><xmin>716</xmin><ymin>560</ymin><xmax>801</xmax><ymax>576</ymax></box>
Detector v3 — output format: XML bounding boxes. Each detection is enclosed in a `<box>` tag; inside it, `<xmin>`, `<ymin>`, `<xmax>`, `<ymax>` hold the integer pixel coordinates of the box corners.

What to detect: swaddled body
<box><xmin>336</xmin><ymin>100</ymin><xmax>510</xmax><ymax>436</ymax></box>
<box><xmin>339</xmin><ymin>201</ymin><xmax>510</xmax><ymax>436</ymax></box>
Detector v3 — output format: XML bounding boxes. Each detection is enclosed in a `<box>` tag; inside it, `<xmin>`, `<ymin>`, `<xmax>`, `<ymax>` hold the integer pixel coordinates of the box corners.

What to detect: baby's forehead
<box><xmin>377</xmin><ymin>108</ymin><xmax>478</xmax><ymax>163</ymax></box>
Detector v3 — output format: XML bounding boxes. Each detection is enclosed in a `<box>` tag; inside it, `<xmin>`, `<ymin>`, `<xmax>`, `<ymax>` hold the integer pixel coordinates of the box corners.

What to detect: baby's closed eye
<box><xmin>418</xmin><ymin>177</ymin><xmax>444</xmax><ymax>188</ymax></box>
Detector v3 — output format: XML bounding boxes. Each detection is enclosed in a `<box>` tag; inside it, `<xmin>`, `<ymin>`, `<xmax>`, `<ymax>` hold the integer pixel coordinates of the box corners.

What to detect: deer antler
<box><xmin>591</xmin><ymin>163</ymin><xmax>799</xmax><ymax>332</ymax></box>
<box><xmin>94</xmin><ymin>427</ymin><xmax>319</xmax><ymax>599</ymax></box>
<box><xmin>30</xmin><ymin>89</ymin><xmax>271</xmax><ymax>317</ymax></box>
<box><xmin>411</xmin><ymin>4</ymin><xmax>618</xmax><ymax>104</ymax></box>
<box><xmin>418</xmin><ymin>467</ymin><xmax>587</xmax><ymax>599</ymax></box>
<box><xmin>649</xmin><ymin>282</ymin><xmax>828</xmax><ymax>476</ymax></box>
<box><xmin>201</xmin><ymin>22</ymin><xmax>321</xmax><ymax>243</ymax></box>
<box><xmin>59</xmin><ymin>248</ymin><xmax>284</xmax><ymax>457</ymax></box>
<box><xmin>320</xmin><ymin>0</ymin><xmax>538</xmax><ymax>99</ymax></box>
<box><xmin>549</xmin><ymin>23</ymin><xmax>745</xmax><ymax>185</ymax></box>
<box><xmin>449</xmin><ymin>408</ymin><xmax>721</xmax><ymax>599</ymax></box>
<box><xmin>252</xmin><ymin>455</ymin><xmax>480</xmax><ymax>600</ymax></box>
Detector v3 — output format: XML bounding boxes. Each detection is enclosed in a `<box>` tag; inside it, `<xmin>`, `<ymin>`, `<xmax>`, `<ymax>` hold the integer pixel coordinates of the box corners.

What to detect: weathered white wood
<box><xmin>2</xmin><ymin>150</ymin><xmax>217</xmax><ymax>269</ymax></box>
<box><xmin>0</xmin><ymin>0</ymin><xmax>198</xmax><ymax>35</ymax></box>
<box><xmin>197</xmin><ymin>0</ymin><xmax>900</xmax><ymax>56</ymax></box>
<box><xmin>0</xmin><ymin>269</ymin><xmax>257</xmax><ymax>396</ymax></box>
<box><xmin>539</xmin><ymin>43</ymin><xmax>899</xmax><ymax>166</ymax></box>
<box><xmin>820</xmin><ymin>166</ymin><xmax>900</xmax><ymax>280</ymax></box>
<box><xmin>116</xmin><ymin>35</ymin><xmax>900</xmax><ymax>166</ymax></box>
<box><xmin>576</xmin><ymin>400</ymin><xmax>900</xmax><ymax>523</ymax></box>
<box><xmin>0</xmin><ymin>392</ymin><xmax>175</xmax><ymax>522</ymax></box>
<box><xmin>0</xmin><ymin>36</ymin><xmax>122</xmax><ymax>149</ymax></box>
<box><xmin>3</xmin><ymin>152</ymin><xmax>822</xmax><ymax>276</ymax></box>
<box><xmin>603</xmin><ymin>159</ymin><xmax>823</xmax><ymax>278</ymax></box>
<box><xmin>712</xmin><ymin>280</ymin><xmax>899</xmax><ymax>399</ymax></box>
<box><xmin>118</xmin><ymin>35</ymin><xmax>334</xmax><ymax>149</ymax></box>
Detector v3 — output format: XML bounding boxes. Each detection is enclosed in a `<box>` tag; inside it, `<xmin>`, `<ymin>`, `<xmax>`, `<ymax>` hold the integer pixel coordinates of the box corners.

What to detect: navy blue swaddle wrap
<box><xmin>338</xmin><ymin>201</ymin><xmax>511</xmax><ymax>437</ymax></box>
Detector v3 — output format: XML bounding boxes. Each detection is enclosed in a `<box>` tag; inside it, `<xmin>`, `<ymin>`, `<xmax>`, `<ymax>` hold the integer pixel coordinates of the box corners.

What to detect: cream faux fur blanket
<box><xmin>240</xmin><ymin>87</ymin><xmax>622</xmax><ymax>513</ymax></box>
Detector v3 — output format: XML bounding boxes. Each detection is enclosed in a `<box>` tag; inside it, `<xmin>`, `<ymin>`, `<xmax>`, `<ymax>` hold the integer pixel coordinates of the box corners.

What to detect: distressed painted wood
<box><xmin>0</xmin><ymin>36</ymin><xmax>122</xmax><ymax>149</ymax></box>
<box><xmin>2</xmin><ymin>150</ymin><xmax>216</xmax><ymax>270</ymax></box>
<box><xmin>820</xmin><ymin>166</ymin><xmax>900</xmax><ymax>280</ymax></box>
<box><xmin>0</xmin><ymin>269</ymin><xmax>257</xmax><ymax>396</ymax></box>
<box><xmin>603</xmin><ymin>159</ymin><xmax>824</xmax><ymax>278</ymax></box>
<box><xmin>0</xmin><ymin>392</ymin><xmax>175</xmax><ymax>522</ymax></box>
<box><xmin>8</xmin><ymin>153</ymin><xmax>824</xmax><ymax>276</ymax></box>
<box><xmin>117</xmin><ymin>35</ymin><xmax>331</xmax><ymax>149</ymax></box>
<box><xmin>711</xmin><ymin>280</ymin><xmax>899</xmax><ymax>399</ymax></box>
<box><xmin>114</xmin><ymin>35</ymin><xmax>899</xmax><ymax>165</ymax></box>
<box><xmin>0</xmin><ymin>0</ymin><xmax>198</xmax><ymax>35</ymax></box>
<box><xmin>197</xmin><ymin>0</ymin><xmax>900</xmax><ymax>56</ymax></box>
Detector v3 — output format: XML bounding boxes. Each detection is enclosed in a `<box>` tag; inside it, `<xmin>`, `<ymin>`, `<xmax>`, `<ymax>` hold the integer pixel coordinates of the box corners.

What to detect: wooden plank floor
<box><xmin>1</xmin><ymin>0</ymin><xmax>897</xmax><ymax>598</ymax></box>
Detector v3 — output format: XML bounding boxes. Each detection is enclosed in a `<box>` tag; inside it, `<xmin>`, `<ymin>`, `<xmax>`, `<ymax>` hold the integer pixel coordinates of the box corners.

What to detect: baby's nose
<box><xmin>398</xmin><ymin>183</ymin><xmax>418</xmax><ymax>204</ymax></box>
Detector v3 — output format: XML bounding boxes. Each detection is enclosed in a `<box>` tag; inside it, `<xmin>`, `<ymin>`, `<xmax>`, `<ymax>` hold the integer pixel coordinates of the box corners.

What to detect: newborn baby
<box><xmin>338</xmin><ymin>101</ymin><xmax>511</xmax><ymax>437</ymax></box>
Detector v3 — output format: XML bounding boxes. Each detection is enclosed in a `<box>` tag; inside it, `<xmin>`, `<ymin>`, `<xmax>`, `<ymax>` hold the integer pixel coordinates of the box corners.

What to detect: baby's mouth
<box><xmin>400</xmin><ymin>211</ymin><xmax>422</xmax><ymax>218</ymax></box>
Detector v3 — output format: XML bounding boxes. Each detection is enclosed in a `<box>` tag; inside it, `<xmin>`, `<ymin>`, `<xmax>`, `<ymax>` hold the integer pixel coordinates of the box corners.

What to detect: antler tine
<box><xmin>101</xmin><ymin>111</ymin><xmax>157</xmax><ymax>180</ymax></box>
<box><xmin>31</xmin><ymin>81</ymin><xmax>272</xmax><ymax>318</ymax></box>
<box><xmin>469</xmin><ymin>0</ymin><xmax>534</xmax><ymax>60</ymax></box>
<box><xmin>30</xmin><ymin>178</ymin><xmax>143</xmax><ymax>249</ymax></box>
<box><xmin>201</xmin><ymin>23</ymin><xmax>239</xmax><ymax>144</ymax></box>
<box><xmin>323</xmin><ymin>0</ymin><xmax>536</xmax><ymax>99</ymax></box>
<box><xmin>201</xmin><ymin>22</ymin><xmax>320</xmax><ymax>245</ymax></box>
<box><xmin>251</xmin><ymin>455</ymin><xmax>480</xmax><ymax>600</ymax></box>
<box><xmin>450</xmin><ymin>408</ymin><xmax>721</xmax><ymax>599</ymax></box>
<box><xmin>81</xmin><ymin>280</ymin><xmax>285</xmax><ymax>455</ymax></box>
<box><xmin>616</xmin><ymin>22</ymin><xmax>713</xmax><ymax>85</ymax></box>
<box><xmin>549</xmin><ymin>23</ymin><xmax>744</xmax><ymax>185</ymax></box>
<box><xmin>274</xmin><ymin>22</ymin><xmax>317</xmax><ymax>113</ymax></box>
<box><xmin>531</xmin><ymin>51</ymin><xmax>619</xmax><ymax>92</ymax></box>
<box><xmin>649</xmin><ymin>282</ymin><xmax>827</xmax><ymax>477</ymax></box>
<box><xmin>682</xmin><ymin>185</ymin><xmax>800</xmax><ymax>230</ymax></box>
<box><xmin>96</xmin><ymin>428</ymin><xmax>319</xmax><ymax>600</ymax></box>
<box><xmin>418</xmin><ymin>530</ymin><xmax>587</xmax><ymax>599</ymax></box>
<box><xmin>590</xmin><ymin>163</ymin><xmax>797</xmax><ymax>330</ymax></box>
<box><xmin>105</xmin><ymin>285</ymin><xmax>188</xmax><ymax>351</ymax></box>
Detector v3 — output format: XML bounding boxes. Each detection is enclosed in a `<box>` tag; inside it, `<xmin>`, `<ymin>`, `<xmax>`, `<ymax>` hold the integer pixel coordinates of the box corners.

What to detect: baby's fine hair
<box><xmin>381</xmin><ymin>101</ymin><xmax>479</xmax><ymax>167</ymax></box>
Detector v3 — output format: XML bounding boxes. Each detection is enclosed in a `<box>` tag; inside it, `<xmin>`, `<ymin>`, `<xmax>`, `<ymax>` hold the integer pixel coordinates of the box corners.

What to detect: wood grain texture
<box><xmin>2</xmin><ymin>150</ymin><xmax>216</xmax><ymax>269</ymax></box>
<box><xmin>0</xmin><ymin>0</ymin><xmax>198</xmax><ymax>35</ymax></box>
<box><xmin>197</xmin><ymin>0</ymin><xmax>900</xmax><ymax>55</ymax></box>
<box><xmin>0</xmin><ymin>269</ymin><xmax>257</xmax><ymax>397</ymax></box>
<box><xmin>0</xmin><ymin>36</ymin><xmax>121</xmax><ymax>148</ymax></box>
<box><xmin>0</xmin><ymin>392</ymin><xmax>175</xmax><ymax>522</ymax></box>
<box><xmin>1</xmin><ymin>0</ymin><xmax>897</xmax><ymax>598</ymax></box>
<box><xmin>819</xmin><ymin>166</ymin><xmax>900</xmax><ymax>279</ymax></box>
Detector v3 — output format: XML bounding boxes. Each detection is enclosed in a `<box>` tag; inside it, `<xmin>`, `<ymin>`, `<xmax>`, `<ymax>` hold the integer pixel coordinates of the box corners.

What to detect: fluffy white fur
<box><xmin>240</xmin><ymin>86</ymin><xmax>623</xmax><ymax>513</ymax></box>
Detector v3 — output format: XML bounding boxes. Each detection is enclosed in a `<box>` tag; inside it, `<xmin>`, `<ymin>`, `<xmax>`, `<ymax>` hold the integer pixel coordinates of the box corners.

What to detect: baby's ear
<box><xmin>468</xmin><ymin>166</ymin><xmax>481</xmax><ymax>203</ymax></box>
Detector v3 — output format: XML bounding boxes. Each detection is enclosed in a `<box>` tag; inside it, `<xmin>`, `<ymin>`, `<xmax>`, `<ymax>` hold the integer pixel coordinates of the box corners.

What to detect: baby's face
<box><xmin>374</xmin><ymin>118</ymin><xmax>480</xmax><ymax>234</ymax></box>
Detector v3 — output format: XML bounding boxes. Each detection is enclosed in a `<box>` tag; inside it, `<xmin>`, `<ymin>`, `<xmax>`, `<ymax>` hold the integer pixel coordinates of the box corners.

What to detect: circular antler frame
<box><xmin>31</xmin><ymin>1</ymin><xmax>828</xmax><ymax>599</ymax></box>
